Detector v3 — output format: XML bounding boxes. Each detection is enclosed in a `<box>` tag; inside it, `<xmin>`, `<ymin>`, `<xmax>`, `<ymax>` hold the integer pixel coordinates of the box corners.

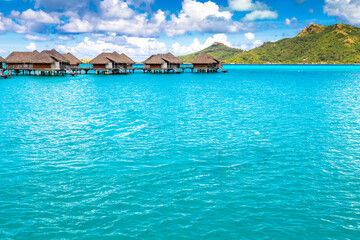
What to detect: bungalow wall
<box><xmin>34</xmin><ymin>64</ymin><xmax>52</xmax><ymax>69</ymax></box>
<box><xmin>147</xmin><ymin>63</ymin><xmax>180</xmax><ymax>69</ymax></box>
<box><xmin>51</xmin><ymin>62</ymin><xmax>60</xmax><ymax>70</ymax></box>
<box><xmin>193</xmin><ymin>64</ymin><xmax>208</xmax><ymax>68</ymax></box>
<box><xmin>149</xmin><ymin>64</ymin><xmax>162</xmax><ymax>69</ymax></box>
<box><xmin>93</xmin><ymin>64</ymin><xmax>107</xmax><ymax>69</ymax></box>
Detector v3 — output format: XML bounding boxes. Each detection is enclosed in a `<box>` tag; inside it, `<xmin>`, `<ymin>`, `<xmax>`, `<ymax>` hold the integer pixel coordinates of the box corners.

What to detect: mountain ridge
<box><xmin>178</xmin><ymin>23</ymin><xmax>360</xmax><ymax>64</ymax></box>
<box><xmin>178</xmin><ymin>42</ymin><xmax>243</xmax><ymax>63</ymax></box>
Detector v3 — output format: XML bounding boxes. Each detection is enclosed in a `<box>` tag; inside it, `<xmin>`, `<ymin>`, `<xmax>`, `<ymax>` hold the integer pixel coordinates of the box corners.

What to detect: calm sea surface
<box><xmin>1</xmin><ymin>65</ymin><xmax>360</xmax><ymax>239</ymax></box>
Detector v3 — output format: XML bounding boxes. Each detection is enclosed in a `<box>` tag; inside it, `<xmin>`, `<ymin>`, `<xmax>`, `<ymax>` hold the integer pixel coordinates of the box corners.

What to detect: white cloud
<box><xmin>171</xmin><ymin>32</ymin><xmax>262</xmax><ymax>55</ymax></box>
<box><xmin>324</xmin><ymin>0</ymin><xmax>360</xmax><ymax>25</ymax></box>
<box><xmin>60</xmin><ymin>18</ymin><xmax>94</xmax><ymax>33</ymax></box>
<box><xmin>34</xmin><ymin>0</ymin><xmax>154</xmax><ymax>12</ymax></box>
<box><xmin>58</xmin><ymin>7</ymin><xmax>166</xmax><ymax>37</ymax></box>
<box><xmin>58</xmin><ymin>35</ymin><xmax>74</xmax><ymax>40</ymax></box>
<box><xmin>127</xmin><ymin>0</ymin><xmax>154</xmax><ymax>8</ymax></box>
<box><xmin>180</xmin><ymin>0</ymin><xmax>232</xmax><ymax>20</ymax></box>
<box><xmin>204</xmin><ymin>33</ymin><xmax>232</xmax><ymax>47</ymax></box>
<box><xmin>171</xmin><ymin>33</ymin><xmax>232</xmax><ymax>55</ymax></box>
<box><xmin>228</xmin><ymin>0</ymin><xmax>269</xmax><ymax>11</ymax></box>
<box><xmin>0</xmin><ymin>13</ymin><xmax>26</xmax><ymax>33</ymax></box>
<box><xmin>242</xmin><ymin>10</ymin><xmax>278</xmax><ymax>21</ymax></box>
<box><xmin>25</xmin><ymin>34</ymin><xmax>50</xmax><ymax>41</ymax></box>
<box><xmin>8</xmin><ymin>9</ymin><xmax>60</xmax><ymax>33</ymax></box>
<box><xmin>100</xmin><ymin>0</ymin><xmax>135</xmax><ymax>19</ymax></box>
<box><xmin>1</xmin><ymin>0</ymin><xmax>255</xmax><ymax>37</ymax></box>
<box><xmin>241</xmin><ymin>39</ymin><xmax>262</xmax><ymax>50</ymax></box>
<box><xmin>91</xmin><ymin>33</ymin><xmax>168</xmax><ymax>52</ymax></box>
<box><xmin>284</xmin><ymin>17</ymin><xmax>298</xmax><ymax>26</ymax></box>
<box><xmin>166</xmin><ymin>0</ymin><xmax>245</xmax><ymax>36</ymax></box>
<box><xmin>245</xmin><ymin>32</ymin><xmax>255</xmax><ymax>41</ymax></box>
<box><xmin>13</xmin><ymin>9</ymin><xmax>60</xmax><ymax>24</ymax></box>
<box><xmin>253</xmin><ymin>39</ymin><xmax>262</xmax><ymax>47</ymax></box>
<box><xmin>96</xmin><ymin>10</ymin><xmax>165</xmax><ymax>37</ymax></box>
<box><xmin>58</xmin><ymin>0</ymin><xmax>245</xmax><ymax>37</ymax></box>
<box><xmin>171</xmin><ymin>39</ymin><xmax>203</xmax><ymax>56</ymax></box>
<box><xmin>26</xmin><ymin>42</ymin><xmax>37</xmax><ymax>51</ymax></box>
<box><xmin>241</xmin><ymin>32</ymin><xmax>262</xmax><ymax>50</ymax></box>
<box><xmin>56</xmin><ymin>36</ymin><xmax>167</xmax><ymax>61</ymax></box>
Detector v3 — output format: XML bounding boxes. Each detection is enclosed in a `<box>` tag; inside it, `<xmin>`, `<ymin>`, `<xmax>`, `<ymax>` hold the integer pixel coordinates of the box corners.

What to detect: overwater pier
<box><xmin>0</xmin><ymin>50</ymin><xmax>227</xmax><ymax>77</ymax></box>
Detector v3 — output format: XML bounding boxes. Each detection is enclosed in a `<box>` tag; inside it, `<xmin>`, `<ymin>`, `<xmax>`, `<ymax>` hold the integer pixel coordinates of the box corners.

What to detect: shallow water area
<box><xmin>1</xmin><ymin>65</ymin><xmax>360</xmax><ymax>239</ymax></box>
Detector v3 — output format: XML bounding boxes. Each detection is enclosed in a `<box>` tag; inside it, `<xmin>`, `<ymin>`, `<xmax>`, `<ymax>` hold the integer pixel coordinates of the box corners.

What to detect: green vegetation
<box><xmin>178</xmin><ymin>42</ymin><xmax>243</xmax><ymax>63</ymax></box>
<box><xmin>179</xmin><ymin>24</ymin><xmax>360</xmax><ymax>64</ymax></box>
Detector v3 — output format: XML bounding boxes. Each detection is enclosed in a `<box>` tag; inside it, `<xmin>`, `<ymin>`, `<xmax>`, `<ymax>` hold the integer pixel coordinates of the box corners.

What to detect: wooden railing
<box><xmin>6</xmin><ymin>64</ymin><xmax>34</xmax><ymax>69</ymax></box>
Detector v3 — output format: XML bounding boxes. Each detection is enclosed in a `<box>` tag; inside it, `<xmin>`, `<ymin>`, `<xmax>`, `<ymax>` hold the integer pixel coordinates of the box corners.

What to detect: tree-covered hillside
<box><xmin>179</xmin><ymin>24</ymin><xmax>360</xmax><ymax>64</ymax></box>
<box><xmin>178</xmin><ymin>42</ymin><xmax>243</xmax><ymax>63</ymax></box>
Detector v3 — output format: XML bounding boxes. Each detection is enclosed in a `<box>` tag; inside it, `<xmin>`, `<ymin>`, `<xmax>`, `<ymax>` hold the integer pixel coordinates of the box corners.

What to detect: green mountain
<box><xmin>178</xmin><ymin>42</ymin><xmax>243</xmax><ymax>63</ymax></box>
<box><xmin>179</xmin><ymin>23</ymin><xmax>360</xmax><ymax>64</ymax></box>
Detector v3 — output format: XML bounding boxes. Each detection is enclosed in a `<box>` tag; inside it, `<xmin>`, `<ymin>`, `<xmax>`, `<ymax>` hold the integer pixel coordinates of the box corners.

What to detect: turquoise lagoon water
<box><xmin>1</xmin><ymin>65</ymin><xmax>360</xmax><ymax>239</ymax></box>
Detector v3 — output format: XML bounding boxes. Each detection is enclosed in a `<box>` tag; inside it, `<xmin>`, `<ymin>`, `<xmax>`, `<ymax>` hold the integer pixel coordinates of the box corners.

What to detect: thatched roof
<box><xmin>144</xmin><ymin>53</ymin><xmax>182</xmax><ymax>64</ymax></box>
<box><xmin>192</xmin><ymin>53</ymin><xmax>221</xmax><ymax>64</ymax></box>
<box><xmin>90</xmin><ymin>51</ymin><xmax>134</xmax><ymax>64</ymax></box>
<box><xmin>118</xmin><ymin>53</ymin><xmax>135</xmax><ymax>64</ymax></box>
<box><xmin>31</xmin><ymin>49</ymin><xmax>69</xmax><ymax>64</ymax></box>
<box><xmin>90</xmin><ymin>53</ymin><xmax>114</xmax><ymax>64</ymax></box>
<box><xmin>46</xmin><ymin>49</ymin><xmax>69</xmax><ymax>63</ymax></box>
<box><xmin>0</xmin><ymin>56</ymin><xmax>5</xmax><ymax>63</ymax></box>
<box><xmin>62</xmin><ymin>52</ymin><xmax>82</xmax><ymax>65</ymax></box>
<box><xmin>6</xmin><ymin>51</ymin><xmax>39</xmax><ymax>63</ymax></box>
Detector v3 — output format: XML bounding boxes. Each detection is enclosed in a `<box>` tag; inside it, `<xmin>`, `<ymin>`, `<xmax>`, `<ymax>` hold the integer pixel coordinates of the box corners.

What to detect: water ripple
<box><xmin>1</xmin><ymin>67</ymin><xmax>360</xmax><ymax>239</ymax></box>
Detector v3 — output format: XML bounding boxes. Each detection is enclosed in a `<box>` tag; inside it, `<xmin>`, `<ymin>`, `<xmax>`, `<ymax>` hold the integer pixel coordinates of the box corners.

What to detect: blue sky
<box><xmin>0</xmin><ymin>0</ymin><xmax>359</xmax><ymax>60</ymax></box>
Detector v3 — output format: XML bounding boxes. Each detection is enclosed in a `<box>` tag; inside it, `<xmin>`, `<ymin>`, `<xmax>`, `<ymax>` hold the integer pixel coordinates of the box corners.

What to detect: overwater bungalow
<box><xmin>191</xmin><ymin>53</ymin><xmax>223</xmax><ymax>73</ymax></box>
<box><xmin>62</xmin><ymin>52</ymin><xmax>82</xmax><ymax>72</ymax></box>
<box><xmin>2</xmin><ymin>50</ymin><xmax>229</xmax><ymax>77</ymax></box>
<box><xmin>90</xmin><ymin>51</ymin><xmax>135</xmax><ymax>74</ymax></box>
<box><xmin>118</xmin><ymin>53</ymin><xmax>136</xmax><ymax>71</ymax></box>
<box><xmin>0</xmin><ymin>56</ymin><xmax>6</xmax><ymax>77</ymax></box>
<box><xmin>0</xmin><ymin>56</ymin><xmax>5</xmax><ymax>70</ymax></box>
<box><xmin>5</xmin><ymin>50</ymin><xmax>39</xmax><ymax>75</ymax></box>
<box><xmin>143</xmin><ymin>53</ymin><xmax>182</xmax><ymax>73</ymax></box>
<box><xmin>30</xmin><ymin>49</ymin><xmax>70</xmax><ymax>75</ymax></box>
